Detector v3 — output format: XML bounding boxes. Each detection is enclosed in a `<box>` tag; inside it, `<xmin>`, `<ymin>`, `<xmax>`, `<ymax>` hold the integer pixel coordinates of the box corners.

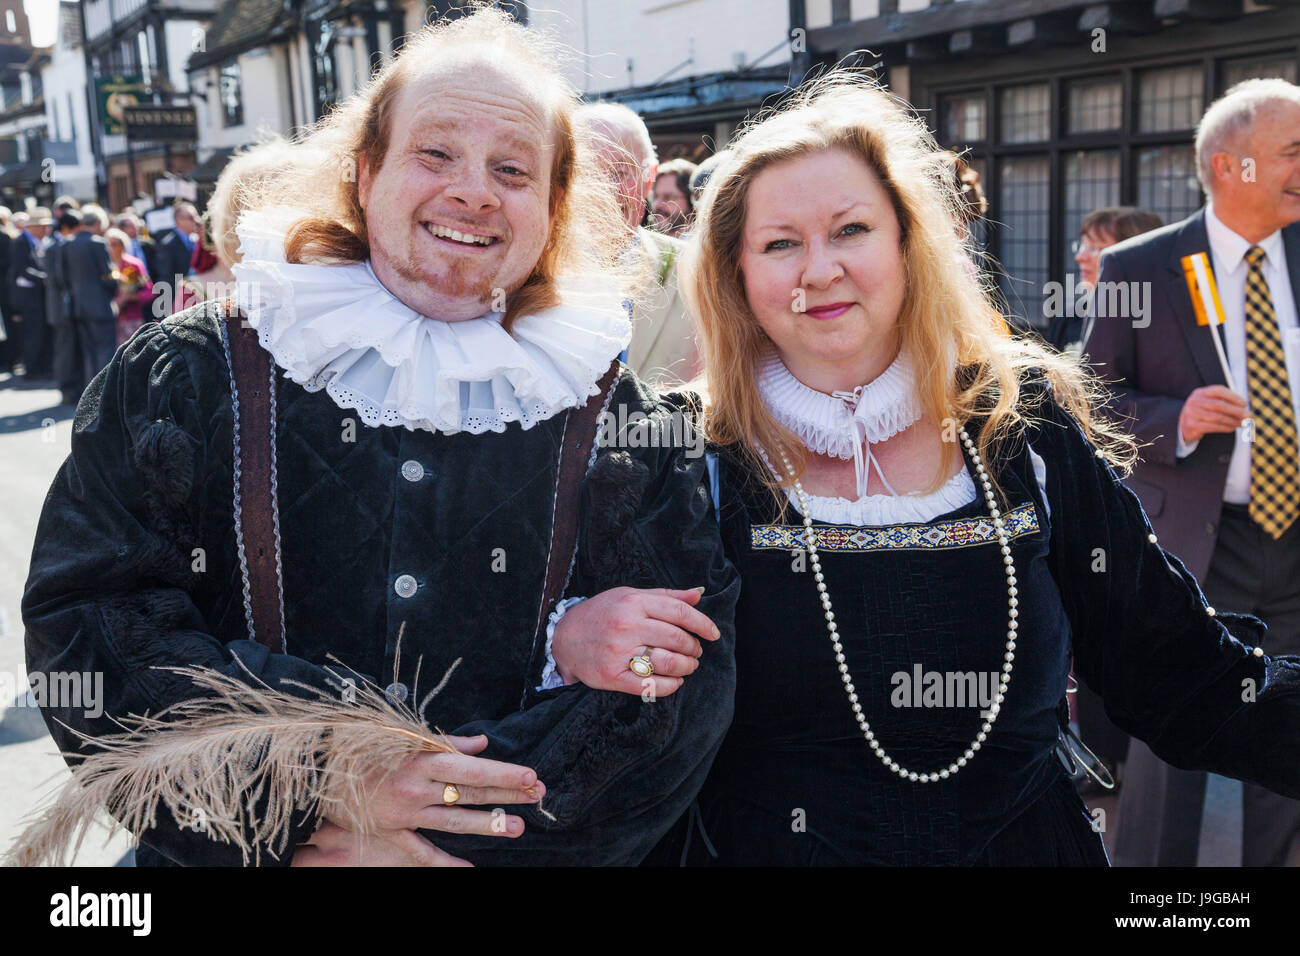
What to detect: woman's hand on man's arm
<box><xmin>551</xmin><ymin>586</ymin><xmax>720</xmax><ymax>696</ymax></box>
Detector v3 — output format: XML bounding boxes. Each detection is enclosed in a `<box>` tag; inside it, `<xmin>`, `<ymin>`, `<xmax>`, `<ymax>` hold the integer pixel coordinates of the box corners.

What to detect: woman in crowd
<box><xmin>104</xmin><ymin>226</ymin><xmax>154</xmax><ymax>347</ymax></box>
<box><xmin>1049</xmin><ymin>206</ymin><xmax>1164</xmax><ymax>355</ymax></box>
<box><xmin>550</xmin><ymin>73</ymin><xmax>1300</xmax><ymax>865</ymax></box>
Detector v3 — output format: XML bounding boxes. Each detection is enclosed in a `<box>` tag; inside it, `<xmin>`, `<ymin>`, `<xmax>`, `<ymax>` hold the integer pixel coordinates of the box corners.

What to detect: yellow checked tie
<box><xmin>1244</xmin><ymin>245</ymin><xmax>1300</xmax><ymax>538</ymax></box>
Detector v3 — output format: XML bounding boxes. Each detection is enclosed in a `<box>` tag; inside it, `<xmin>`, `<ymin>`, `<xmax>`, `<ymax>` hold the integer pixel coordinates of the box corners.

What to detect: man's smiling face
<box><xmin>358</xmin><ymin>62</ymin><xmax>554</xmax><ymax>321</ymax></box>
<box><xmin>1248</xmin><ymin>100</ymin><xmax>1300</xmax><ymax>233</ymax></box>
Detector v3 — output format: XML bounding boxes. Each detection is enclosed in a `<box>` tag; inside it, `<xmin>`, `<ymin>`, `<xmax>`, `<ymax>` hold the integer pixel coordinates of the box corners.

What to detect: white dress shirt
<box><xmin>1176</xmin><ymin>205</ymin><xmax>1300</xmax><ymax>505</ymax></box>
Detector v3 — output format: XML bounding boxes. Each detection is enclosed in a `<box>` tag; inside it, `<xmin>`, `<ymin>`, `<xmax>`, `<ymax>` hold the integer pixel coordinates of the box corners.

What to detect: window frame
<box><xmin>928</xmin><ymin>42</ymin><xmax>1299</xmax><ymax>326</ymax></box>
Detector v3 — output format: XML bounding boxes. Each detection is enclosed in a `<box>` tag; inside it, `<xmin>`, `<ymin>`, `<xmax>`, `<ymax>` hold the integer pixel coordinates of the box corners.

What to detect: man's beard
<box><xmin>390</xmin><ymin>234</ymin><xmax>501</xmax><ymax>307</ymax></box>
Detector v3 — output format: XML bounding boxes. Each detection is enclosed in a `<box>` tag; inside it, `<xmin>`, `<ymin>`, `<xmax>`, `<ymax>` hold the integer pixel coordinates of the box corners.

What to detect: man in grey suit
<box><xmin>62</xmin><ymin>206</ymin><xmax>119</xmax><ymax>387</ymax></box>
<box><xmin>1089</xmin><ymin>78</ymin><xmax>1300</xmax><ymax>867</ymax></box>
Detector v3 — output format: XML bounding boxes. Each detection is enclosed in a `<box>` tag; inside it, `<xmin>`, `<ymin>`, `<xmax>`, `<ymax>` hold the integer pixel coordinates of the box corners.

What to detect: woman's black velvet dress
<box><xmin>654</xmin><ymin>379</ymin><xmax>1300</xmax><ymax>866</ymax></box>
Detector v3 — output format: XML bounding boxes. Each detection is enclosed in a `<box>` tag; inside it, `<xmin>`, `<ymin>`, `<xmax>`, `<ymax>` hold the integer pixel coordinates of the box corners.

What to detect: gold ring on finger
<box><xmin>442</xmin><ymin>783</ymin><xmax>461</xmax><ymax>805</ymax></box>
<box><xmin>629</xmin><ymin>652</ymin><xmax>655</xmax><ymax>678</ymax></box>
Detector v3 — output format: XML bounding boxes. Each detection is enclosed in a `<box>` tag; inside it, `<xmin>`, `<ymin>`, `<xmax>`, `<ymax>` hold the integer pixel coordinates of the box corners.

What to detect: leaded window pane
<box><xmin>1222</xmin><ymin>54</ymin><xmax>1298</xmax><ymax>91</ymax></box>
<box><xmin>1137</xmin><ymin>144</ymin><xmax>1201</xmax><ymax>224</ymax></box>
<box><xmin>1068</xmin><ymin>76</ymin><xmax>1123</xmax><ymax>133</ymax></box>
<box><xmin>1064</xmin><ymin>149</ymin><xmax>1121</xmax><ymax>277</ymax></box>
<box><xmin>999</xmin><ymin>84</ymin><xmax>1051</xmax><ymax>144</ymax></box>
<box><xmin>1138</xmin><ymin>64</ymin><xmax>1203</xmax><ymax>132</ymax></box>
<box><xmin>942</xmin><ymin>92</ymin><xmax>987</xmax><ymax>144</ymax></box>
<box><xmin>997</xmin><ymin>154</ymin><xmax>1051</xmax><ymax>325</ymax></box>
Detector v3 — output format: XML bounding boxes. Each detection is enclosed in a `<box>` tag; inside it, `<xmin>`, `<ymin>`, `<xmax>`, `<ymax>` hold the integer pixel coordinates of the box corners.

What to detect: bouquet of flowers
<box><xmin>114</xmin><ymin>262</ymin><xmax>143</xmax><ymax>294</ymax></box>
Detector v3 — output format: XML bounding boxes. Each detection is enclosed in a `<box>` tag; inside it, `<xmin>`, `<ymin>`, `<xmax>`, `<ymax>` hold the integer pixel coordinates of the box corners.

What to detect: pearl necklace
<box><xmin>777</xmin><ymin>426</ymin><xmax>1018</xmax><ymax>783</ymax></box>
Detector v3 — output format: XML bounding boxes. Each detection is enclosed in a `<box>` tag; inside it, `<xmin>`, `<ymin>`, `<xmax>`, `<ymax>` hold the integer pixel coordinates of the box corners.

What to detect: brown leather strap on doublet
<box><xmin>221</xmin><ymin>301</ymin><xmax>287</xmax><ymax>653</ymax></box>
<box><xmin>535</xmin><ymin>360</ymin><xmax>622</xmax><ymax>638</ymax></box>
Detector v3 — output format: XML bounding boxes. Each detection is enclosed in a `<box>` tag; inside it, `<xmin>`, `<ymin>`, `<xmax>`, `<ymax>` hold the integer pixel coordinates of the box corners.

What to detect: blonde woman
<box><xmin>550</xmin><ymin>74</ymin><xmax>1300</xmax><ymax>865</ymax></box>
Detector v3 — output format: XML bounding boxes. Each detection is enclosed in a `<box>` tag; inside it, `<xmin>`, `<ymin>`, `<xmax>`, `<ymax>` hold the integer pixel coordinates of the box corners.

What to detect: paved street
<box><xmin>0</xmin><ymin>374</ymin><xmax>131</xmax><ymax>866</ymax></box>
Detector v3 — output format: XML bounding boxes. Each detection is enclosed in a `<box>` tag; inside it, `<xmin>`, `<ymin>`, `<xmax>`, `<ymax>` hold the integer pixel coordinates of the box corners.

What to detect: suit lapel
<box><xmin>1164</xmin><ymin>209</ymin><xmax>1228</xmax><ymax>388</ymax></box>
<box><xmin>1284</xmin><ymin>221</ymin><xmax>1300</xmax><ymax>320</ymax></box>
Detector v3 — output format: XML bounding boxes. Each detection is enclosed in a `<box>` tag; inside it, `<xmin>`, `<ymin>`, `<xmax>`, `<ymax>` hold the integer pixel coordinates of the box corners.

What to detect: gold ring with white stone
<box><xmin>442</xmin><ymin>783</ymin><xmax>461</xmax><ymax>805</ymax></box>
<box><xmin>629</xmin><ymin>653</ymin><xmax>655</xmax><ymax>678</ymax></box>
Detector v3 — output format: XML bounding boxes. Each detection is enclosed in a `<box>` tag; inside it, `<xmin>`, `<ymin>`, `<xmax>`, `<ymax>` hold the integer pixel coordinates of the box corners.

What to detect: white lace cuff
<box><xmin>539</xmin><ymin>596</ymin><xmax>588</xmax><ymax>691</ymax></box>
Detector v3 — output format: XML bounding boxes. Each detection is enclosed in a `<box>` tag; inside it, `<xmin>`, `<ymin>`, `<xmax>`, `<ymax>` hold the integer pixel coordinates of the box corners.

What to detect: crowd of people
<box><xmin>17</xmin><ymin>4</ymin><xmax>1300</xmax><ymax>868</ymax></box>
<box><xmin>0</xmin><ymin>198</ymin><xmax>224</xmax><ymax>405</ymax></box>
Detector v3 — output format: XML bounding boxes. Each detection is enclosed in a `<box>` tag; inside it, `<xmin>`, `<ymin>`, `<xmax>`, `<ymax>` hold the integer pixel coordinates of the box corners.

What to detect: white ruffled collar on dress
<box><xmin>758</xmin><ymin>350</ymin><xmax>976</xmax><ymax>524</ymax></box>
<box><xmin>759</xmin><ymin>349</ymin><xmax>923</xmax><ymax>459</ymax></box>
<box><xmin>230</xmin><ymin>209</ymin><xmax>631</xmax><ymax>435</ymax></box>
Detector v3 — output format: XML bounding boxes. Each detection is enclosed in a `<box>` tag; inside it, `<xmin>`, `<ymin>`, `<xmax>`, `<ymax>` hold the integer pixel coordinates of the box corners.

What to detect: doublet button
<box><xmin>401</xmin><ymin>460</ymin><xmax>424</xmax><ymax>482</ymax></box>
<box><xmin>394</xmin><ymin>574</ymin><xmax>418</xmax><ymax>598</ymax></box>
<box><xmin>385</xmin><ymin>682</ymin><xmax>409</xmax><ymax>704</ymax></box>
<box><xmin>1147</xmin><ymin>533</ymin><xmax>1158</xmax><ymax>544</ymax></box>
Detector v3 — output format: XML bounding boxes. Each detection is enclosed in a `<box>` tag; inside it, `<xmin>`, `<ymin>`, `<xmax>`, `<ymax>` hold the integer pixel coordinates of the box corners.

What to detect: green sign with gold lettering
<box><xmin>96</xmin><ymin>75</ymin><xmax>146</xmax><ymax>136</ymax></box>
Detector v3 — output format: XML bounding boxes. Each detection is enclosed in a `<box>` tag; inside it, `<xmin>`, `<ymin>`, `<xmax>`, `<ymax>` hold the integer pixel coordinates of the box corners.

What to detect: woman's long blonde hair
<box><xmin>684</xmin><ymin>71</ymin><xmax>1136</xmax><ymax>502</ymax></box>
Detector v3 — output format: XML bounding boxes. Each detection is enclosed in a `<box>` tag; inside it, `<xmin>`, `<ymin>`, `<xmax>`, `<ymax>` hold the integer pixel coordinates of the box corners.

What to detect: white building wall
<box><xmin>163</xmin><ymin>19</ymin><xmax>205</xmax><ymax>93</ymax></box>
<box><xmin>84</xmin><ymin>0</ymin><xmax>112</xmax><ymax>42</ymax></box>
<box><xmin>268</xmin><ymin>45</ymin><xmax>295</xmax><ymax>133</ymax></box>
<box><xmin>289</xmin><ymin>31</ymin><xmax>311</xmax><ymax>128</ymax></box>
<box><xmin>529</xmin><ymin>0</ymin><xmax>791</xmax><ymax>95</ymax></box>
<box><xmin>112</xmin><ymin>0</ymin><xmax>150</xmax><ymax>26</ymax></box>
<box><xmin>333</xmin><ymin>28</ymin><xmax>354</xmax><ymax>99</ymax></box>
<box><xmin>403</xmin><ymin>0</ymin><xmax>427</xmax><ymax>38</ymax></box>
<box><xmin>40</xmin><ymin>22</ymin><xmax>97</xmax><ymax>199</ymax></box>
<box><xmin>332</xmin><ymin>29</ymin><xmax>368</xmax><ymax>97</ymax></box>
<box><xmin>806</xmin><ymin>0</ymin><xmax>832</xmax><ymax>30</ymax></box>
<box><xmin>194</xmin><ymin>45</ymin><xmax>293</xmax><ymax>152</ymax></box>
<box><xmin>808</xmin><ymin>0</ymin><xmax>926</xmax><ymax>28</ymax></box>
<box><xmin>191</xmin><ymin>62</ymin><xmax>212</xmax><ymax>143</ymax></box>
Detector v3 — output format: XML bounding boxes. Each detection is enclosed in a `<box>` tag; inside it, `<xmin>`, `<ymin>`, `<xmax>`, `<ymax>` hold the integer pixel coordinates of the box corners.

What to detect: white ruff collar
<box><xmin>759</xmin><ymin>349</ymin><xmax>923</xmax><ymax>460</ymax></box>
<box><xmin>230</xmin><ymin>210</ymin><xmax>631</xmax><ymax>435</ymax></box>
<box><xmin>758</xmin><ymin>349</ymin><xmax>979</xmax><ymax>520</ymax></box>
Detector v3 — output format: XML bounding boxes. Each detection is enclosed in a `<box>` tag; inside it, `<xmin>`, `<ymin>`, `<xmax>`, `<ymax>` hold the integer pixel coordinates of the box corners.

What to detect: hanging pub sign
<box><xmin>121</xmin><ymin>106</ymin><xmax>199</xmax><ymax>143</ymax></box>
<box><xmin>95</xmin><ymin>75</ymin><xmax>146</xmax><ymax>136</ymax></box>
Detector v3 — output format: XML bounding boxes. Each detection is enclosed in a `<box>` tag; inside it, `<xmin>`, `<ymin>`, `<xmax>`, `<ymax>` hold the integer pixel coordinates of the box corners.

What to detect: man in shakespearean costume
<box><xmin>21</xmin><ymin>8</ymin><xmax>738</xmax><ymax>867</ymax></box>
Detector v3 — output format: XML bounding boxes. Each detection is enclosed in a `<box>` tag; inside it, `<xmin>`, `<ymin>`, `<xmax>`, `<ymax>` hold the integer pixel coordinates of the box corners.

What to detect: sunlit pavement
<box><xmin>0</xmin><ymin>373</ymin><xmax>132</xmax><ymax>866</ymax></box>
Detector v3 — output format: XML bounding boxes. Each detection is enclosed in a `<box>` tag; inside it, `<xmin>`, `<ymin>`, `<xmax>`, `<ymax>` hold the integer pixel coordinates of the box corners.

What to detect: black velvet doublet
<box><xmin>22</xmin><ymin>300</ymin><xmax>740</xmax><ymax>866</ymax></box>
<box><xmin>652</xmin><ymin>379</ymin><xmax>1300</xmax><ymax>866</ymax></box>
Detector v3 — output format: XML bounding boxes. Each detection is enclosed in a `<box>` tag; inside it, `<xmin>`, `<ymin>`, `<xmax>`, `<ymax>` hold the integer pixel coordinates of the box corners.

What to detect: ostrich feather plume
<box><xmin>5</xmin><ymin>656</ymin><xmax>466</xmax><ymax>867</ymax></box>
